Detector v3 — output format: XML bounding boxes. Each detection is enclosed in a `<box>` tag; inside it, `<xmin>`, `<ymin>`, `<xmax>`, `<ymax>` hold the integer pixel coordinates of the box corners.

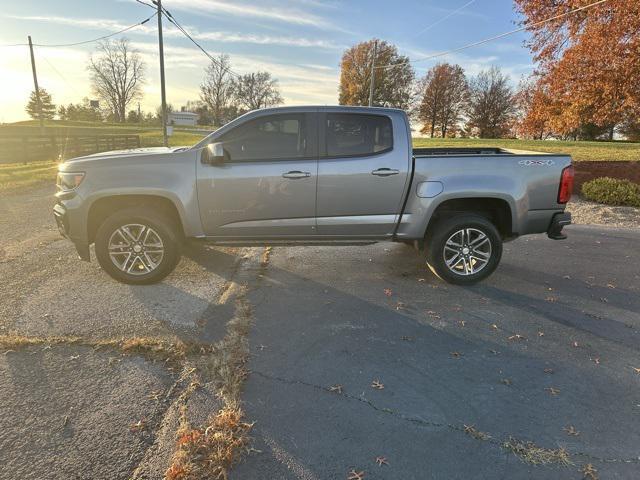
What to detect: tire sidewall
<box><xmin>427</xmin><ymin>215</ymin><xmax>502</xmax><ymax>285</ymax></box>
<box><xmin>95</xmin><ymin>208</ymin><xmax>180</xmax><ymax>285</ymax></box>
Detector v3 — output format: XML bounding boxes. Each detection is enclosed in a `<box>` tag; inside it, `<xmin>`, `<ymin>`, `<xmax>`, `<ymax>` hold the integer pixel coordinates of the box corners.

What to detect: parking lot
<box><xmin>1</xmin><ymin>186</ymin><xmax>639</xmax><ymax>479</ymax></box>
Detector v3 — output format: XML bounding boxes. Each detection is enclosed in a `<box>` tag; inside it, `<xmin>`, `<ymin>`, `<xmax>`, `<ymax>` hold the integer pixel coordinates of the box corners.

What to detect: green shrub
<box><xmin>581</xmin><ymin>177</ymin><xmax>640</xmax><ymax>207</ymax></box>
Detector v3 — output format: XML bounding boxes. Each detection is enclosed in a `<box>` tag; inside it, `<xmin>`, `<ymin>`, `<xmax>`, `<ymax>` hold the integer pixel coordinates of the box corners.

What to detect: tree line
<box><xmin>26</xmin><ymin>38</ymin><xmax>283</xmax><ymax>127</ymax></box>
<box><xmin>340</xmin><ymin>0</ymin><xmax>639</xmax><ymax>141</ymax></box>
<box><xmin>339</xmin><ymin>39</ymin><xmax>519</xmax><ymax>139</ymax></box>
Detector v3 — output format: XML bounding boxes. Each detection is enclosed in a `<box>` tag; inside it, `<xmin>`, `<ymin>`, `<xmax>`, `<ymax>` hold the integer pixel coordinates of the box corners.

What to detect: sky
<box><xmin>0</xmin><ymin>0</ymin><xmax>535</xmax><ymax>123</ymax></box>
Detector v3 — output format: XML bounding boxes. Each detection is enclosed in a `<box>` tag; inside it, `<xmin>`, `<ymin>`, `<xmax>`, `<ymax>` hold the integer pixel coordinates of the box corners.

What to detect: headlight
<box><xmin>56</xmin><ymin>172</ymin><xmax>85</xmax><ymax>192</ymax></box>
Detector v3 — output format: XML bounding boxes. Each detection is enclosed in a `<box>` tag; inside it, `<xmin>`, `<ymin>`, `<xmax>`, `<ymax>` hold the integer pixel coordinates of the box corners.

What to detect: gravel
<box><xmin>567</xmin><ymin>195</ymin><xmax>640</xmax><ymax>229</ymax></box>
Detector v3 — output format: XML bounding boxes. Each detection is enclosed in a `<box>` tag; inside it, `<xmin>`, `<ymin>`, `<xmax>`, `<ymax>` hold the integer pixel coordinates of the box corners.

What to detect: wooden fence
<box><xmin>0</xmin><ymin>134</ymin><xmax>141</xmax><ymax>163</ymax></box>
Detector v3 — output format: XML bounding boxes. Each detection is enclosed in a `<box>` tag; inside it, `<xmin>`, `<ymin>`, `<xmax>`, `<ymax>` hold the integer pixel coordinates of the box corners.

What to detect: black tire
<box><xmin>425</xmin><ymin>214</ymin><xmax>502</xmax><ymax>285</ymax></box>
<box><xmin>95</xmin><ymin>207</ymin><xmax>181</xmax><ymax>285</ymax></box>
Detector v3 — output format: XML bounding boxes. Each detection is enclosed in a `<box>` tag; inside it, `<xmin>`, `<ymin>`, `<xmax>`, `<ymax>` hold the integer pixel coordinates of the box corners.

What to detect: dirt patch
<box><xmin>567</xmin><ymin>196</ymin><xmax>640</xmax><ymax>228</ymax></box>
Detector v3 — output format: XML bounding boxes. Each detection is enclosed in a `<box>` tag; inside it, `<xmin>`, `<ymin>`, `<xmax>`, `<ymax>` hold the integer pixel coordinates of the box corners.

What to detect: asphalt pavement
<box><xmin>1</xmin><ymin>185</ymin><xmax>638</xmax><ymax>479</ymax></box>
<box><xmin>233</xmin><ymin>227</ymin><xmax>640</xmax><ymax>479</ymax></box>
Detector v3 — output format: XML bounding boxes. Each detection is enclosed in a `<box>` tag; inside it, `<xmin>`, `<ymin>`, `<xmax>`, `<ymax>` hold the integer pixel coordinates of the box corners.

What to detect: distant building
<box><xmin>168</xmin><ymin>111</ymin><xmax>198</xmax><ymax>126</ymax></box>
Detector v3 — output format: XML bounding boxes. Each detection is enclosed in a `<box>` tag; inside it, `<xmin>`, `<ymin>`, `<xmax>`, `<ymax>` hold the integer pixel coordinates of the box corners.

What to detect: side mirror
<box><xmin>202</xmin><ymin>142</ymin><xmax>226</xmax><ymax>165</ymax></box>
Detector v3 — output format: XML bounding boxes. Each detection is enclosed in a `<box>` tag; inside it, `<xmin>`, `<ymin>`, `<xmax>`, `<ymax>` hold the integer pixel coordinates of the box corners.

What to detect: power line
<box><xmin>378</xmin><ymin>0</ymin><xmax>609</xmax><ymax>70</ymax></box>
<box><xmin>159</xmin><ymin>7</ymin><xmax>241</xmax><ymax>77</ymax></box>
<box><xmin>413</xmin><ymin>0</ymin><xmax>478</xmax><ymax>38</ymax></box>
<box><xmin>0</xmin><ymin>13</ymin><xmax>156</xmax><ymax>48</ymax></box>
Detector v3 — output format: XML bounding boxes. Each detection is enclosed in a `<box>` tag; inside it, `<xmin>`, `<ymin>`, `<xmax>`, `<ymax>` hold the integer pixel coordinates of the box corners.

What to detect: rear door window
<box><xmin>325</xmin><ymin>113</ymin><xmax>392</xmax><ymax>158</ymax></box>
<box><xmin>220</xmin><ymin>114</ymin><xmax>309</xmax><ymax>161</ymax></box>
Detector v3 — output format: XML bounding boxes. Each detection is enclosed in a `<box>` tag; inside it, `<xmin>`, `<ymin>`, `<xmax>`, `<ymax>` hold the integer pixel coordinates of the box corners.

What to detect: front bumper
<box><xmin>547</xmin><ymin>212</ymin><xmax>572</xmax><ymax>240</ymax></box>
<box><xmin>53</xmin><ymin>201</ymin><xmax>90</xmax><ymax>261</ymax></box>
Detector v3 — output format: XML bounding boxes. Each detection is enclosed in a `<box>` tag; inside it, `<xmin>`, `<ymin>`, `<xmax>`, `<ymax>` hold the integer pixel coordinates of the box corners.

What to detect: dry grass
<box><xmin>463</xmin><ymin>424</ymin><xmax>491</xmax><ymax>441</ymax></box>
<box><xmin>502</xmin><ymin>437</ymin><xmax>572</xmax><ymax>466</ymax></box>
<box><xmin>0</xmin><ymin>333</ymin><xmax>210</xmax><ymax>366</ymax></box>
<box><xmin>581</xmin><ymin>463</ymin><xmax>599</xmax><ymax>480</ymax></box>
<box><xmin>165</xmin><ymin>407</ymin><xmax>252</xmax><ymax>480</ymax></box>
<box><xmin>165</xmin><ymin>284</ymin><xmax>254</xmax><ymax>480</ymax></box>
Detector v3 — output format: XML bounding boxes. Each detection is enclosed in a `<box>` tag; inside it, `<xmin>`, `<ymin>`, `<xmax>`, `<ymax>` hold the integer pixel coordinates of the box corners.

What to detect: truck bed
<box><xmin>412</xmin><ymin>147</ymin><xmax>559</xmax><ymax>157</ymax></box>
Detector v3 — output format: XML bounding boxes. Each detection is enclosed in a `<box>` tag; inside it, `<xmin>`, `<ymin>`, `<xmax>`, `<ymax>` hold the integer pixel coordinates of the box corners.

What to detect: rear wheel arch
<box><xmin>87</xmin><ymin>194</ymin><xmax>185</xmax><ymax>245</ymax></box>
<box><xmin>424</xmin><ymin>197</ymin><xmax>514</xmax><ymax>240</ymax></box>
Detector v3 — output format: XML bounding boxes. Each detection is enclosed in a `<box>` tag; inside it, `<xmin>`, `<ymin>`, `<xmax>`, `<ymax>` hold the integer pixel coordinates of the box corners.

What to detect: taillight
<box><xmin>557</xmin><ymin>165</ymin><xmax>574</xmax><ymax>204</ymax></box>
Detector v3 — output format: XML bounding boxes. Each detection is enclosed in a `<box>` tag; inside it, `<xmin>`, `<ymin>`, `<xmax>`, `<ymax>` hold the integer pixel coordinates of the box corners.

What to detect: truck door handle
<box><xmin>282</xmin><ymin>171</ymin><xmax>311</xmax><ymax>179</ymax></box>
<box><xmin>372</xmin><ymin>168</ymin><xmax>399</xmax><ymax>177</ymax></box>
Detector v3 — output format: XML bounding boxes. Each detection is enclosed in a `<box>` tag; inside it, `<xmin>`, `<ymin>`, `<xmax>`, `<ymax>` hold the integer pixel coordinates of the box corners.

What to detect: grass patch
<box><xmin>413</xmin><ymin>137</ymin><xmax>640</xmax><ymax>162</ymax></box>
<box><xmin>166</xmin><ymin>283</ymin><xmax>254</xmax><ymax>480</ymax></box>
<box><xmin>0</xmin><ymin>160</ymin><xmax>58</xmax><ymax>191</ymax></box>
<box><xmin>502</xmin><ymin>437</ymin><xmax>572</xmax><ymax>466</ymax></box>
<box><xmin>139</xmin><ymin>131</ymin><xmax>206</xmax><ymax>148</ymax></box>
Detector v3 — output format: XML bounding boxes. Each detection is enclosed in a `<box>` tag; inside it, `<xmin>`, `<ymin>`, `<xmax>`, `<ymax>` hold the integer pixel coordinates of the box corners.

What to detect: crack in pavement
<box><xmin>250</xmin><ymin>369</ymin><xmax>640</xmax><ymax>466</ymax></box>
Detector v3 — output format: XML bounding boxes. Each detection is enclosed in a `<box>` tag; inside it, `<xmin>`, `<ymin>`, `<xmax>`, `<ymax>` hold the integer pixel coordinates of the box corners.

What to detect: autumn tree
<box><xmin>466</xmin><ymin>67</ymin><xmax>516</xmax><ymax>138</ymax></box>
<box><xmin>88</xmin><ymin>38</ymin><xmax>145</xmax><ymax>123</ymax></box>
<box><xmin>416</xmin><ymin>63</ymin><xmax>468</xmax><ymax>137</ymax></box>
<box><xmin>200</xmin><ymin>54</ymin><xmax>236</xmax><ymax>126</ymax></box>
<box><xmin>233</xmin><ymin>71</ymin><xmax>283</xmax><ymax>112</ymax></box>
<box><xmin>26</xmin><ymin>88</ymin><xmax>56</xmax><ymax>120</ymax></box>
<box><xmin>339</xmin><ymin>39</ymin><xmax>415</xmax><ymax>109</ymax></box>
<box><xmin>514</xmin><ymin>0</ymin><xmax>640</xmax><ymax>140</ymax></box>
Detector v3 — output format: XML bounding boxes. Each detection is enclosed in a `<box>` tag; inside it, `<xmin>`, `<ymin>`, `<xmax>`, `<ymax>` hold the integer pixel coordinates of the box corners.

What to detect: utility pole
<box><xmin>155</xmin><ymin>0</ymin><xmax>168</xmax><ymax>147</ymax></box>
<box><xmin>28</xmin><ymin>36</ymin><xmax>44</xmax><ymax>133</ymax></box>
<box><xmin>368</xmin><ymin>40</ymin><xmax>378</xmax><ymax>107</ymax></box>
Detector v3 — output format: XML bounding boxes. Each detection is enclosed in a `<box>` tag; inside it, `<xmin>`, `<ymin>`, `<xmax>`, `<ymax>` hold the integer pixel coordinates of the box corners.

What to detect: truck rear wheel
<box><xmin>425</xmin><ymin>214</ymin><xmax>502</xmax><ymax>285</ymax></box>
<box><xmin>95</xmin><ymin>207</ymin><xmax>181</xmax><ymax>285</ymax></box>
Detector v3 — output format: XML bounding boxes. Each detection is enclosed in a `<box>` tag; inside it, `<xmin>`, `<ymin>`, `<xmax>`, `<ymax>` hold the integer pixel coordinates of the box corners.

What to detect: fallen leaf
<box><xmin>563</xmin><ymin>425</ymin><xmax>580</xmax><ymax>436</ymax></box>
<box><xmin>395</xmin><ymin>302</ymin><xmax>406</xmax><ymax>311</ymax></box>
<box><xmin>69</xmin><ymin>355</ymin><xmax>80</xmax><ymax>360</ymax></box>
<box><xmin>375</xmin><ymin>456</ymin><xmax>388</xmax><ymax>466</ymax></box>
<box><xmin>545</xmin><ymin>387</ymin><xmax>560</xmax><ymax>396</ymax></box>
<box><xmin>545</xmin><ymin>296</ymin><xmax>557</xmax><ymax>303</ymax></box>
<box><xmin>491</xmin><ymin>324</ymin><xmax>498</xmax><ymax>330</ymax></box>
<box><xmin>347</xmin><ymin>470</ymin><xmax>365</xmax><ymax>480</ymax></box>
<box><xmin>508</xmin><ymin>334</ymin><xmax>526</xmax><ymax>341</ymax></box>
<box><xmin>130</xmin><ymin>419</ymin><xmax>146</xmax><ymax>432</ymax></box>
<box><xmin>500</xmin><ymin>378</ymin><xmax>512</xmax><ymax>386</ymax></box>
<box><xmin>592</xmin><ymin>357</ymin><xmax>600</xmax><ymax>365</ymax></box>
<box><xmin>383</xmin><ymin>289</ymin><xmax>393</xmax><ymax>297</ymax></box>
<box><xmin>538</xmin><ymin>331</ymin><xmax>545</xmax><ymax>337</ymax></box>
<box><xmin>572</xmin><ymin>341</ymin><xmax>579</xmax><ymax>348</ymax></box>
<box><xmin>544</xmin><ymin>368</ymin><xmax>554</xmax><ymax>374</ymax></box>
<box><xmin>457</xmin><ymin>320</ymin><xmax>466</xmax><ymax>327</ymax></box>
<box><xmin>450</xmin><ymin>351</ymin><xmax>462</xmax><ymax>358</ymax></box>
<box><xmin>417</xmin><ymin>278</ymin><xmax>426</xmax><ymax>282</ymax></box>
<box><xmin>607</xmin><ymin>283</ymin><xmax>616</xmax><ymax>289</ymax></box>
<box><xmin>632</xmin><ymin>367</ymin><xmax>640</xmax><ymax>374</ymax></box>
<box><xmin>329</xmin><ymin>384</ymin><xmax>343</xmax><ymax>394</ymax></box>
<box><xmin>371</xmin><ymin>379</ymin><xmax>384</xmax><ymax>390</ymax></box>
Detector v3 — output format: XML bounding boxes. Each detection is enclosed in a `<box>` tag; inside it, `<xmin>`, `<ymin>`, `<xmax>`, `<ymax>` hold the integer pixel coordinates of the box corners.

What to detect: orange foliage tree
<box><xmin>514</xmin><ymin>0</ymin><xmax>640</xmax><ymax>139</ymax></box>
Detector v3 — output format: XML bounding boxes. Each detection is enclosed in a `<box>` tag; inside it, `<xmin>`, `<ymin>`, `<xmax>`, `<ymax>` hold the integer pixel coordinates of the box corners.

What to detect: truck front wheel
<box><xmin>94</xmin><ymin>207</ymin><xmax>181</xmax><ymax>285</ymax></box>
<box><xmin>425</xmin><ymin>214</ymin><xmax>502</xmax><ymax>285</ymax></box>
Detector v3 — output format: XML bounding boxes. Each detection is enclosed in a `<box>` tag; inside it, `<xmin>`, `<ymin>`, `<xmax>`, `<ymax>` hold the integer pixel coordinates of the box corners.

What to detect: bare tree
<box><xmin>233</xmin><ymin>72</ymin><xmax>283</xmax><ymax>112</ymax></box>
<box><xmin>416</xmin><ymin>63</ymin><xmax>468</xmax><ymax>138</ymax></box>
<box><xmin>339</xmin><ymin>39</ymin><xmax>415</xmax><ymax>109</ymax></box>
<box><xmin>88</xmin><ymin>39</ymin><xmax>145</xmax><ymax>123</ymax></box>
<box><xmin>466</xmin><ymin>66</ymin><xmax>516</xmax><ymax>138</ymax></box>
<box><xmin>200</xmin><ymin>54</ymin><xmax>236</xmax><ymax>126</ymax></box>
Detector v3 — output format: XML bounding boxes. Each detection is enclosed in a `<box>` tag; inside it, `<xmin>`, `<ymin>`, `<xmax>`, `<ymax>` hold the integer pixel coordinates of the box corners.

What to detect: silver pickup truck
<box><xmin>54</xmin><ymin>106</ymin><xmax>573</xmax><ymax>285</ymax></box>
